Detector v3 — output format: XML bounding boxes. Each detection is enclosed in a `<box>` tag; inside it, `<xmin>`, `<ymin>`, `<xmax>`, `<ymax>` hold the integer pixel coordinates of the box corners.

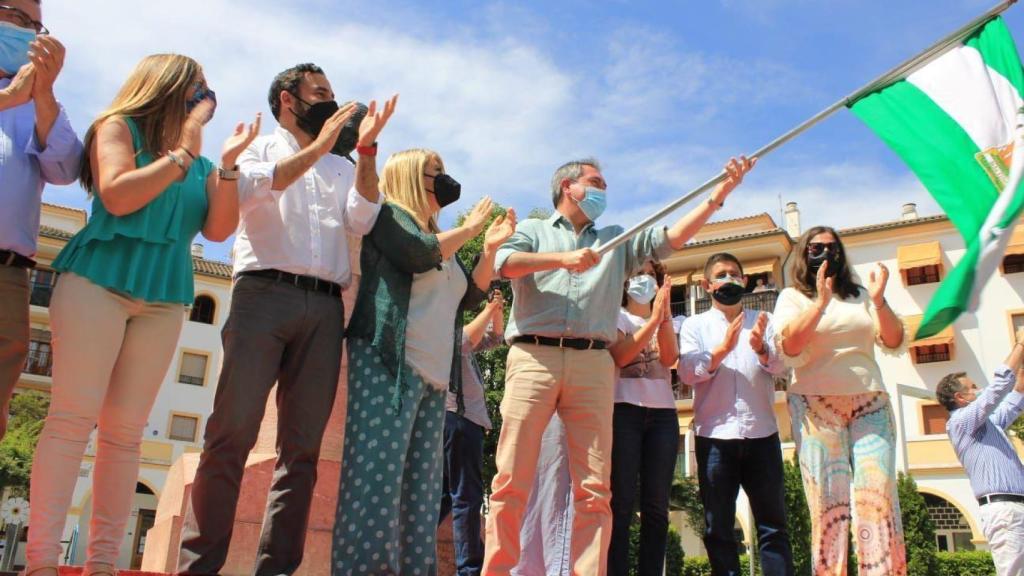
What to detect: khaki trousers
<box><xmin>483</xmin><ymin>343</ymin><xmax>615</xmax><ymax>576</ymax></box>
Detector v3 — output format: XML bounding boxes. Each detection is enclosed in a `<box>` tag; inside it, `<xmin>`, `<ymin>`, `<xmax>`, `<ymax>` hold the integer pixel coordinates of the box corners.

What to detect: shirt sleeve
<box><xmin>626</xmin><ymin>225</ymin><xmax>672</xmax><ymax>276</ymax></box>
<box><xmin>992</xmin><ymin>387</ymin><xmax>1024</xmax><ymax>431</ymax></box>
<box><xmin>26</xmin><ymin>105</ymin><xmax>82</xmax><ymax>186</ymax></box>
<box><xmin>771</xmin><ymin>288</ymin><xmax>812</xmax><ymax>368</ymax></box>
<box><xmin>495</xmin><ymin>220</ymin><xmax>539</xmax><ymax>278</ymax></box>
<box><xmin>343</xmin><ymin>183</ymin><xmax>382</xmax><ymax>236</ymax></box>
<box><xmin>953</xmin><ymin>365</ymin><xmax>1017</xmax><ymax>434</ymax></box>
<box><xmin>475</xmin><ymin>331</ymin><xmax>505</xmax><ymax>352</ymax></box>
<box><xmin>237</xmin><ymin>141</ymin><xmax>283</xmax><ymax>213</ymax></box>
<box><xmin>678</xmin><ymin>316</ymin><xmax>715</xmax><ymax>386</ymax></box>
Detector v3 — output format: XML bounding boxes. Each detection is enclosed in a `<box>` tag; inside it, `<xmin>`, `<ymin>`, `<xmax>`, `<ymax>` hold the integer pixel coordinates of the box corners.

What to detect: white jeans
<box><xmin>26</xmin><ymin>273</ymin><xmax>184</xmax><ymax>570</ymax></box>
<box><xmin>980</xmin><ymin>500</ymin><xmax>1024</xmax><ymax>576</ymax></box>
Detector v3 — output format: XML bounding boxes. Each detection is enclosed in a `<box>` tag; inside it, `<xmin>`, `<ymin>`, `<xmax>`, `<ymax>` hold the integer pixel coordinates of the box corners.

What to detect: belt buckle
<box><xmin>558</xmin><ymin>336</ymin><xmax>565</xmax><ymax>348</ymax></box>
<box><xmin>312</xmin><ymin>277</ymin><xmax>320</xmax><ymax>291</ymax></box>
<box><xmin>587</xmin><ymin>339</ymin><xmax>594</xmax><ymax>350</ymax></box>
<box><xmin>2</xmin><ymin>252</ymin><xmax>14</xmax><ymax>267</ymax></box>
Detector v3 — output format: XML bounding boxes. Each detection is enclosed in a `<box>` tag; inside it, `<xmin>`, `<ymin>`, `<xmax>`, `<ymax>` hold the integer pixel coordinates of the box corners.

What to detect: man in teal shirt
<box><xmin>483</xmin><ymin>155</ymin><xmax>755</xmax><ymax>574</ymax></box>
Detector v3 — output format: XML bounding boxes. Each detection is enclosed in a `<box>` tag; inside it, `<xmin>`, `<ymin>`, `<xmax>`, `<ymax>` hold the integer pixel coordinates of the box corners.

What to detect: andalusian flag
<box><xmin>851</xmin><ymin>16</ymin><xmax>1024</xmax><ymax>339</ymax></box>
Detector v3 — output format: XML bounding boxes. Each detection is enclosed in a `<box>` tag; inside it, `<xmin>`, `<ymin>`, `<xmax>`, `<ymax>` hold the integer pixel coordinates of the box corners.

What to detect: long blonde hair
<box><xmin>80</xmin><ymin>53</ymin><xmax>204</xmax><ymax>191</ymax></box>
<box><xmin>380</xmin><ymin>148</ymin><xmax>443</xmax><ymax>233</ymax></box>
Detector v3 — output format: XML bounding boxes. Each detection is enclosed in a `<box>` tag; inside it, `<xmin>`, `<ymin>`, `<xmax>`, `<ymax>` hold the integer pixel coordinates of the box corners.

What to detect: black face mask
<box><xmin>711</xmin><ymin>282</ymin><xmax>745</xmax><ymax>306</ymax></box>
<box><xmin>429</xmin><ymin>174</ymin><xmax>462</xmax><ymax>208</ymax></box>
<box><xmin>807</xmin><ymin>250</ymin><xmax>841</xmax><ymax>277</ymax></box>
<box><xmin>291</xmin><ymin>97</ymin><xmax>368</xmax><ymax>160</ymax></box>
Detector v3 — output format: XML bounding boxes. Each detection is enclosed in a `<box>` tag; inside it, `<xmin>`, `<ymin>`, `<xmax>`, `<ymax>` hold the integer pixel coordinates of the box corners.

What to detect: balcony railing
<box><xmin>694</xmin><ymin>289</ymin><xmax>780</xmax><ymax>316</ymax></box>
<box><xmin>23</xmin><ymin>348</ymin><xmax>52</xmax><ymax>376</ymax></box>
<box><xmin>670</xmin><ymin>301</ymin><xmax>689</xmax><ymax>318</ymax></box>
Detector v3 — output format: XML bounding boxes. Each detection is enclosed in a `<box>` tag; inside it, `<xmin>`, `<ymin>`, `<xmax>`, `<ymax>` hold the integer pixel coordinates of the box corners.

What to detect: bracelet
<box><xmin>166</xmin><ymin>150</ymin><xmax>187</xmax><ymax>172</ymax></box>
<box><xmin>873</xmin><ymin>298</ymin><xmax>888</xmax><ymax>310</ymax></box>
<box><xmin>356</xmin><ymin>142</ymin><xmax>378</xmax><ymax>157</ymax></box>
<box><xmin>180</xmin><ymin>147</ymin><xmax>197</xmax><ymax>161</ymax></box>
<box><xmin>707</xmin><ymin>196</ymin><xmax>724</xmax><ymax>210</ymax></box>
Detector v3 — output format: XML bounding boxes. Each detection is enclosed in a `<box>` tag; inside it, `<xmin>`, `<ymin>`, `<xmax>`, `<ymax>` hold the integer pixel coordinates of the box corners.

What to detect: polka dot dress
<box><xmin>332</xmin><ymin>337</ymin><xmax>446</xmax><ymax>575</ymax></box>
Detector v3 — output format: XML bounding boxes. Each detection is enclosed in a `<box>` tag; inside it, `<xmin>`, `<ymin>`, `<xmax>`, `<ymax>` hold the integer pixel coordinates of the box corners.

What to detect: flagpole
<box><xmin>596</xmin><ymin>0</ymin><xmax>1017</xmax><ymax>256</ymax></box>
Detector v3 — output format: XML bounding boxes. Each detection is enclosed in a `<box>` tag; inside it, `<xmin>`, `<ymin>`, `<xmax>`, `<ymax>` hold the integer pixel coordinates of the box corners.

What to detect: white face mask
<box><xmin>627</xmin><ymin>275</ymin><xmax>658</xmax><ymax>304</ymax></box>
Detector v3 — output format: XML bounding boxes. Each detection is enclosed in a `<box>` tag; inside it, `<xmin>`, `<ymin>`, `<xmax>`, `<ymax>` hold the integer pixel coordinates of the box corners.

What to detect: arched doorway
<box><xmin>922</xmin><ymin>493</ymin><xmax>975</xmax><ymax>552</ymax></box>
<box><xmin>73</xmin><ymin>481</ymin><xmax>159</xmax><ymax>569</ymax></box>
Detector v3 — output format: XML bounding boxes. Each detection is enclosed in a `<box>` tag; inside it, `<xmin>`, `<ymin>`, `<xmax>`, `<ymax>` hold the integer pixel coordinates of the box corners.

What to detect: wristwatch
<box><xmin>218</xmin><ymin>165</ymin><xmax>240</xmax><ymax>181</ymax></box>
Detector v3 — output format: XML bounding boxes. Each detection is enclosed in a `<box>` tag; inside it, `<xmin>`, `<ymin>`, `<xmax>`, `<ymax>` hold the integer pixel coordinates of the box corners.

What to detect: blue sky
<box><xmin>40</xmin><ymin>0</ymin><xmax>1022</xmax><ymax>262</ymax></box>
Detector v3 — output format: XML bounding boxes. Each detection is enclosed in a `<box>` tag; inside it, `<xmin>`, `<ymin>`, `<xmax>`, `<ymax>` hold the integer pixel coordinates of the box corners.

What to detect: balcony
<box><xmin>29</xmin><ymin>270</ymin><xmax>57</xmax><ymax>308</ymax></box>
<box><xmin>694</xmin><ymin>289</ymin><xmax>780</xmax><ymax>316</ymax></box>
<box><xmin>23</xmin><ymin>347</ymin><xmax>52</xmax><ymax>377</ymax></box>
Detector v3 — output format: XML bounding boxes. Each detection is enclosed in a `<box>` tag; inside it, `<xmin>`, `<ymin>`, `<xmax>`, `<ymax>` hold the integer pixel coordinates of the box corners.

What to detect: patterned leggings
<box><xmin>331</xmin><ymin>338</ymin><xmax>446</xmax><ymax>576</ymax></box>
<box><xmin>788</xmin><ymin>393</ymin><xmax>907</xmax><ymax>576</ymax></box>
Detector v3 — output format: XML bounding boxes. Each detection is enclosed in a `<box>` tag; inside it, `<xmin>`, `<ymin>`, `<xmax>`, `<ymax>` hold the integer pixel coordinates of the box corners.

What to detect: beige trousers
<box><xmin>483</xmin><ymin>343</ymin><xmax>616</xmax><ymax>576</ymax></box>
<box><xmin>26</xmin><ymin>273</ymin><xmax>184</xmax><ymax>570</ymax></box>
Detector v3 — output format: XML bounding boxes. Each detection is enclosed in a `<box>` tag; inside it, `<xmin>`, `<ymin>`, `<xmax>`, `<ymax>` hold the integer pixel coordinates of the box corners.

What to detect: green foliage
<box><xmin>934</xmin><ymin>551</ymin><xmax>996</xmax><ymax>576</ymax></box>
<box><xmin>626</xmin><ymin>521</ymin><xmax>685</xmax><ymax>576</ymax></box>
<box><xmin>897</xmin><ymin>472</ymin><xmax>938</xmax><ymax>576</ymax></box>
<box><xmin>681</xmin><ymin>555</ymin><xmax>752</xmax><ymax>576</ymax></box>
<box><xmin>669</xmin><ymin>473</ymin><xmax>704</xmax><ymax>538</ymax></box>
<box><xmin>0</xmin><ymin>392</ymin><xmax>50</xmax><ymax>496</ymax></box>
<box><xmin>1010</xmin><ymin>413</ymin><xmax>1024</xmax><ymax>444</ymax></box>
<box><xmin>783</xmin><ymin>455</ymin><xmax>813</xmax><ymax>576</ymax></box>
<box><xmin>527</xmin><ymin>207</ymin><xmax>553</xmax><ymax>220</ymax></box>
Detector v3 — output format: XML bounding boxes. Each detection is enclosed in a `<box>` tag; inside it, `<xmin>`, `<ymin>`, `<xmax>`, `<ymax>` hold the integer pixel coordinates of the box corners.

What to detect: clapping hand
<box><xmin>484</xmin><ymin>208</ymin><xmax>517</xmax><ymax>252</ymax></box>
<box><xmin>358</xmin><ymin>94</ymin><xmax>398</xmax><ymax>147</ymax></box>
<box><xmin>221</xmin><ymin>113</ymin><xmax>262</xmax><ymax>168</ymax></box>
<box><xmin>749</xmin><ymin>312</ymin><xmax>769</xmax><ymax>356</ymax></box>
<box><xmin>867</xmin><ymin>262</ymin><xmax>889</xmax><ymax>308</ymax></box>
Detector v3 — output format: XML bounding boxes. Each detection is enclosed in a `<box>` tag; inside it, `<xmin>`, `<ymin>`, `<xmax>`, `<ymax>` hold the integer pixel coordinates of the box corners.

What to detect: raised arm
<box><xmin>270</xmin><ymin>103</ymin><xmax>355</xmax><ymax>191</ymax></box>
<box><xmin>780</xmin><ymin>263</ymin><xmax>831</xmax><ymax>358</ymax></box>
<box><xmin>867</xmin><ymin>262</ymin><xmax>903</xmax><ymax>349</ymax></box>
<box><xmin>202</xmin><ymin>114</ymin><xmax>261</xmax><ymax>242</ymax></box>
<box><xmin>665</xmin><ymin>157</ymin><xmax>755</xmax><ymax>250</ymax></box>
<box><xmin>94</xmin><ymin>101</ymin><xmax>210</xmax><ymax>217</ymax></box>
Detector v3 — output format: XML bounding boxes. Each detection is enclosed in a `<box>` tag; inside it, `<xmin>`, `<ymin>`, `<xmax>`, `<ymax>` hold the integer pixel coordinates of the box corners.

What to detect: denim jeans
<box><xmin>440</xmin><ymin>410</ymin><xmax>486</xmax><ymax>576</ymax></box>
<box><xmin>608</xmin><ymin>403</ymin><xmax>680</xmax><ymax>576</ymax></box>
<box><xmin>695</xmin><ymin>433</ymin><xmax>794</xmax><ymax>576</ymax></box>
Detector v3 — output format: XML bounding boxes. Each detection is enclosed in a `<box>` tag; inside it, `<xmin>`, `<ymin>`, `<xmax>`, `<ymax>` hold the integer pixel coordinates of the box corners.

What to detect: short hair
<box><xmin>936</xmin><ymin>372</ymin><xmax>967</xmax><ymax>412</ymax></box>
<box><xmin>268</xmin><ymin>63</ymin><xmax>324</xmax><ymax>120</ymax></box>
<box><xmin>550</xmin><ymin>158</ymin><xmax>601</xmax><ymax>208</ymax></box>
<box><xmin>703</xmin><ymin>253</ymin><xmax>744</xmax><ymax>280</ymax></box>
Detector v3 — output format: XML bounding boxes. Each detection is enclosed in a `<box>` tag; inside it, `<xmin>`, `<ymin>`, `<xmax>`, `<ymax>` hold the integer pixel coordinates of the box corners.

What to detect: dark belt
<box><xmin>237</xmin><ymin>269</ymin><xmax>342</xmax><ymax>297</ymax></box>
<box><xmin>0</xmin><ymin>249</ymin><xmax>35</xmax><ymax>269</ymax></box>
<box><xmin>512</xmin><ymin>335</ymin><xmax>608</xmax><ymax>350</ymax></box>
<box><xmin>978</xmin><ymin>493</ymin><xmax>1024</xmax><ymax>506</ymax></box>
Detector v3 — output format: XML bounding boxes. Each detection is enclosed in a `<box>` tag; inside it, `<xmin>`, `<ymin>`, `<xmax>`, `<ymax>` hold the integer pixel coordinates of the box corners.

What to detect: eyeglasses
<box><xmin>807</xmin><ymin>242</ymin><xmax>838</xmax><ymax>257</ymax></box>
<box><xmin>0</xmin><ymin>5</ymin><xmax>46</xmax><ymax>34</ymax></box>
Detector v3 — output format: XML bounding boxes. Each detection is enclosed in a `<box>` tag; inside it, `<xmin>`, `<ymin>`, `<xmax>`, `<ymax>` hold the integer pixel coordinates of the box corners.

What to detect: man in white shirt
<box><xmin>179</xmin><ymin>63</ymin><xmax>396</xmax><ymax>576</ymax></box>
<box><xmin>678</xmin><ymin>253</ymin><xmax>794</xmax><ymax>576</ymax></box>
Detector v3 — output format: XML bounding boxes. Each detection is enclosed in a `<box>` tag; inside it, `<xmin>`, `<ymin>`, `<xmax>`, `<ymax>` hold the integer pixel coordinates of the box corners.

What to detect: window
<box><xmin>178</xmin><ymin>352</ymin><xmax>208</xmax><ymax>386</ymax></box>
<box><xmin>906</xmin><ymin>264</ymin><xmax>941</xmax><ymax>286</ymax></box>
<box><xmin>189</xmin><ymin>294</ymin><xmax>216</xmax><ymax>324</ymax></box>
<box><xmin>1004</xmin><ymin>253</ymin><xmax>1024</xmax><ymax>274</ymax></box>
<box><xmin>23</xmin><ymin>330</ymin><xmax>52</xmax><ymax>376</ymax></box>
<box><xmin>28</xmin><ymin>268</ymin><xmax>56</xmax><ymax>307</ymax></box>
<box><xmin>921</xmin><ymin>404</ymin><xmax>949</xmax><ymax>435</ymax></box>
<box><xmin>168</xmin><ymin>414</ymin><xmax>199</xmax><ymax>442</ymax></box>
<box><xmin>914</xmin><ymin>344</ymin><xmax>951</xmax><ymax>364</ymax></box>
<box><xmin>1012</xmin><ymin>313</ymin><xmax>1024</xmax><ymax>338</ymax></box>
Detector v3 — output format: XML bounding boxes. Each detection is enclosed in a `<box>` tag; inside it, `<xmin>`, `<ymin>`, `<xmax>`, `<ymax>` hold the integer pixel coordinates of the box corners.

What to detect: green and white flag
<box><xmin>851</xmin><ymin>16</ymin><xmax>1024</xmax><ymax>339</ymax></box>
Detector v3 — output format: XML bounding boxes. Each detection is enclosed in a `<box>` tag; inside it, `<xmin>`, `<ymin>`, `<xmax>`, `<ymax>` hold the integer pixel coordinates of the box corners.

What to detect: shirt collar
<box><xmin>548</xmin><ymin>210</ymin><xmax>594</xmax><ymax>234</ymax></box>
<box><xmin>274</xmin><ymin>125</ymin><xmax>302</xmax><ymax>152</ymax></box>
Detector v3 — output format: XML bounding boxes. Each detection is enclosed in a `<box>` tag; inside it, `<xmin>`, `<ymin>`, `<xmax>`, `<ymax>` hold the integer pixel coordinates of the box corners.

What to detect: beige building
<box><xmin>664</xmin><ymin>201</ymin><xmax>1024</xmax><ymax>557</ymax></box>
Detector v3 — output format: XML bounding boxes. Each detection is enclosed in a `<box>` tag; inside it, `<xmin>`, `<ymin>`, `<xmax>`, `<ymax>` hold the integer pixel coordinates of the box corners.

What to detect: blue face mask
<box><xmin>574</xmin><ymin>185</ymin><xmax>607</xmax><ymax>222</ymax></box>
<box><xmin>0</xmin><ymin>21</ymin><xmax>34</xmax><ymax>77</ymax></box>
<box><xmin>627</xmin><ymin>275</ymin><xmax>658</xmax><ymax>305</ymax></box>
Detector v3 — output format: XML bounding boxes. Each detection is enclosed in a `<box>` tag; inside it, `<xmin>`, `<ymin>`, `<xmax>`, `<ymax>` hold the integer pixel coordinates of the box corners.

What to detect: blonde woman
<box><xmin>24</xmin><ymin>54</ymin><xmax>259</xmax><ymax>576</ymax></box>
<box><xmin>331</xmin><ymin>149</ymin><xmax>515</xmax><ymax>575</ymax></box>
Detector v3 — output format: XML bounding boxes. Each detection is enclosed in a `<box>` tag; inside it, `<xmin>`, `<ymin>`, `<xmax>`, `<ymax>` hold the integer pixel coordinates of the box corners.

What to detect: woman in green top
<box><xmin>332</xmin><ymin>148</ymin><xmax>516</xmax><ymax>574</ymax></box>
<box><xmin>24</xmin><ymin>54</ymin><xmax>259</xmax><ymax>576</ymax></box>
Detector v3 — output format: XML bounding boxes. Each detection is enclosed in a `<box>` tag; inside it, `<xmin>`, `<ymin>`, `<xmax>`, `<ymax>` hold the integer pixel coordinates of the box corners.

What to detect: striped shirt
<box><xmin>946</xmin><ymin>365</ymin><xmax>1024</xmax><ymax>499</ymax></box>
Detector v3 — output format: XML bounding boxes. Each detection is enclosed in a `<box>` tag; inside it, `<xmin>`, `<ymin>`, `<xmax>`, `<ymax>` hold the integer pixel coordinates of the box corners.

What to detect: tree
<box><xmin>0</xmin><ymin>392</ymin><xmax>50</xmax><ymax>497</ymax></box>
<box><xmin>897</xmin><ymin>472</ymin><xmax>938</xmax><ymax>576</ymax></box>
<box><xmin>669</xmin><ymin>473</ymin><xmax>705</xmax><ymax>539</ymax></box>
<box><xmin>783</xmin><ymin>456</ymin><xmax>813</xmax><ymax>576</ymax></box>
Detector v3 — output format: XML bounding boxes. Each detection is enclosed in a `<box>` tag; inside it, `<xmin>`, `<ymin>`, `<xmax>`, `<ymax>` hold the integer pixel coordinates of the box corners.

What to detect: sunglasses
<box><xmin>807</xmin><ymin>242</ymin><xmax>838</xmax><ymax>257</ymax></box>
